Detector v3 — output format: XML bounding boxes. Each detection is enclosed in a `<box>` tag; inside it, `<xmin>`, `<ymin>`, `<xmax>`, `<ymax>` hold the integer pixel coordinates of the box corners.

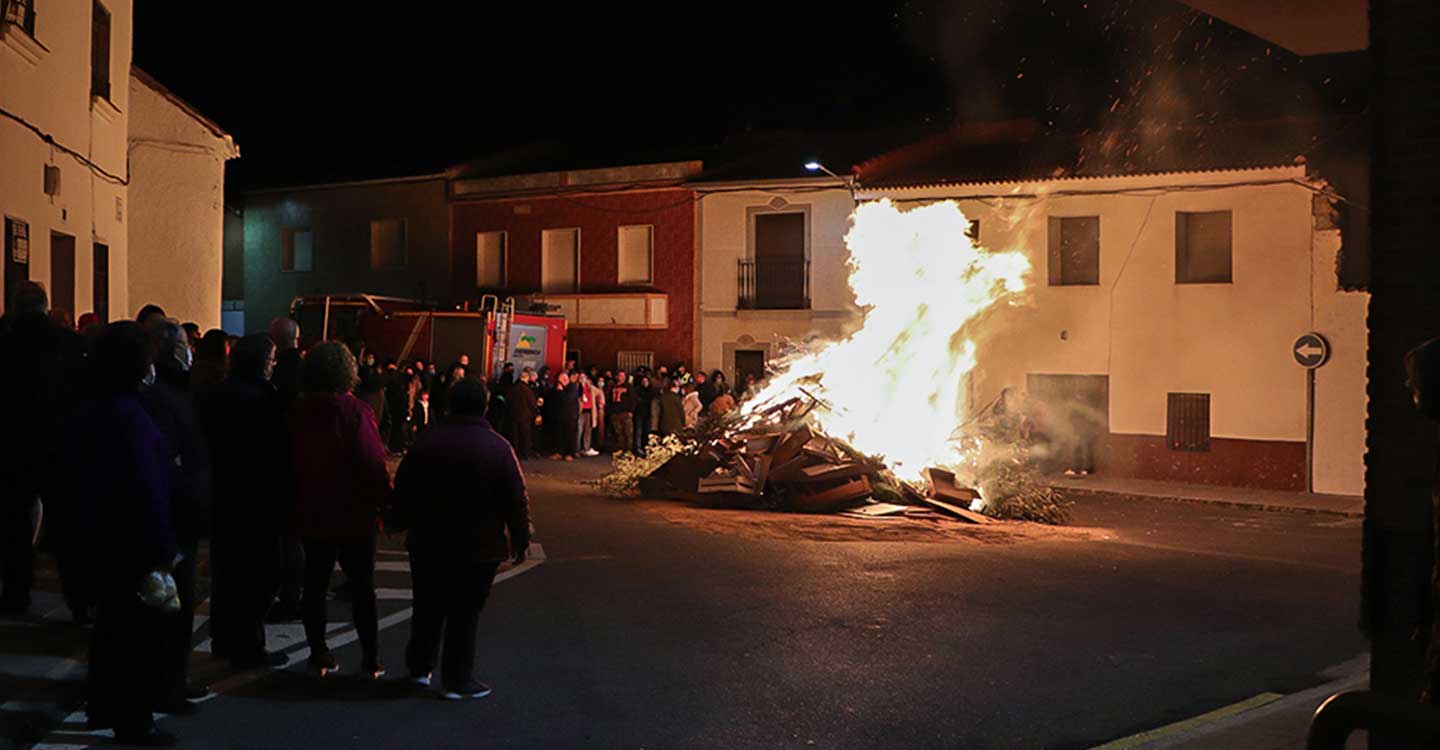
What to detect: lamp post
<box><xmin>805</xmin><ymin>161</ymin><xmax>856</xmax><ymax>196</ymax></box>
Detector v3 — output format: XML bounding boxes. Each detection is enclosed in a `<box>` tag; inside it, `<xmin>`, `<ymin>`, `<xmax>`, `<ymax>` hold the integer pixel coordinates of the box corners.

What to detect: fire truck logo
<box><xmin>517</xmin><ymin>333</ymin><xmax>538</xmax><ymax>349</ymax></box>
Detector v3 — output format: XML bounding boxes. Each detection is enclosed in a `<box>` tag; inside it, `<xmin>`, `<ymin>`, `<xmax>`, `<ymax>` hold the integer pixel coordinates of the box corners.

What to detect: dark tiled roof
<box><xmin>856</xmin><ymin>116</ymin><xmax>1367</xmax><ymax>187</ymax></box>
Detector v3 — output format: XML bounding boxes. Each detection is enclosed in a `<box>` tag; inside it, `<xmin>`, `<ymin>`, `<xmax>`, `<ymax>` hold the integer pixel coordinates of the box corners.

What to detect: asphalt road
<box><xmin>107</xmin><ymin>460</ymin><xmax>1365</xmax><ymax>749</ymax></box>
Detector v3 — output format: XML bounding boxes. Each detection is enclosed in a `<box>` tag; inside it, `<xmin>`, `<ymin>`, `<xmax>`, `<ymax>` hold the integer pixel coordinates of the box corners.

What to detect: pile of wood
<box><xmin>645</xmin><ymin>418</ymin><xmax>993</xmax><ymax>525</ymax></box>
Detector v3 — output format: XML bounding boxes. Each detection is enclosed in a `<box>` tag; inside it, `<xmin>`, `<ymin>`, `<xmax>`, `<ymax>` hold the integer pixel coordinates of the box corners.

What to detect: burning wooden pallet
<box><xmin>649</xmin><ymin>423</ymin><xmax>991</xmax><ymax>524</ymax></box>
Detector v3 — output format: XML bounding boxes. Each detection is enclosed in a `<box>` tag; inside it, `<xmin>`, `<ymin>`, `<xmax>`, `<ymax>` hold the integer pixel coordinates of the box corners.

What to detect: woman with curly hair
<box><xmin>288</xmin><ymin>341</ymin><xmax>391</xmax><ymax>678</ymax></box>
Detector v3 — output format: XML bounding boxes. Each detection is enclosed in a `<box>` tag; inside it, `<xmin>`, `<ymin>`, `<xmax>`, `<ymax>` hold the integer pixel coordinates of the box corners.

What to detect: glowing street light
<box><xmin>804</xmin><ymin>161</ymin><xmax>845</xmax><ymax>182</ymax></box>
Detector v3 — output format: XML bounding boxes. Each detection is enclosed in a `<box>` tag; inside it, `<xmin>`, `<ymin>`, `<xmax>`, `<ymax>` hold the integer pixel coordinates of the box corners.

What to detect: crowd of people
<box><xmin>0</xmin><ymin>282</ymin><xmax>531</xmax><ymax>747</ymax></box>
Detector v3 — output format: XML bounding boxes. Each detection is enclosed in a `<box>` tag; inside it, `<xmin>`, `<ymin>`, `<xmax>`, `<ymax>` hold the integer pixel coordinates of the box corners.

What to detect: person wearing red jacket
<box><xmin>288</xmin><ymin>342</ymin><xmax>392</xmax><ymax>678</ymax></box>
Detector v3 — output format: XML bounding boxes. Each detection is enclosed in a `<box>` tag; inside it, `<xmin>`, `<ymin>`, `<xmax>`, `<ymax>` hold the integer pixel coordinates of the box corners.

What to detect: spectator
<box><xmin>506</xmin><ymin>368</ymin><xmax>539</xmax><ymax>459</ymax></box>
<box><xmin>76</xmin><ymin>321</ymin><xmax>179</xmax><ymax>746</ymax></box>
<box><xmin>696</xmin><ymin>371</ymin><xmax>716</xmax><ymax>410</ymax></box>
<box><xmin>189</xmin><ymin>328</ymin><xmax>230</xmax><ymax>392</ymax></box>
<box><xmin>288</xmin><ymin>342</ymin><xmax>391</xmax><ymax>678</ymax></box>
<box><xmin>268</xmin><ymin>317</ymin><xmax>303</xmax><ymax>406</ymax></box>
<box><xmin>683</xmin><ymin>383</ymin><xmax>703</xmax><ymax>428</ymax></box>
<box><xmin>548</xmin><ymin>372</ymin><xmax>581</xmax><ymax>461</ymax></box>
<box><xmin>268</xmin><ymin>316</ymin><xmax>305</xmax><ymax>622</ymax></box>
<box><xmin>139</xmin><ymin>318</ymin><xmax>213</xmax><ymax>714</ymax></box>
<box><xmin>587</xmin><ymin>373</ymin><xmax>606</xmax><ymax>454</ymax></box>
<box><xmin>136</xmin><ymin>304</ymin><xmax>166</xmax><ymax>328</ymax></box>
<box><xmin>577</xmin><ymin>373</ymin><xmax>597</xmax><ymax>457</ymax></box>
<box><xmin>709</xmin><ymin>382</ymin><xmax>737</xmax><ymax>417</ymax></box>
<box><xmin>194</xmin><ymin>334</ymin><xmax>290</xmax><ymax>670</ymax></box>
<box><xmin>412</xmin><ymin>390</ymin><xmax>433</xmax><ymax>435</ymax></box>
<box><xmin>391</xmin><ymin>378</ymin><xmax>530</xmax><ymax>699</ymax></box>
<box><xmin>633</xmin><ymin>375</ymin><xmax>656</xmax><ymax>456</ymax></box>
<box><xmin>181</xmin><ymin>322</ymin><xmax>202</xmax><ymax>350</ymax></box>
<box><xmin>608</xmin><ymin>372</ymin><xmax>636</xmax><ymax>453</ymax></box>
<box><xmin>657</xmin><ymin>379</ymin><xmax>685</xmax><ymax>437</ymax></box>
<box><xmin>50</xmin><ymin>308</ymin><xmax>74</xmax><ymax>330</ymax></box>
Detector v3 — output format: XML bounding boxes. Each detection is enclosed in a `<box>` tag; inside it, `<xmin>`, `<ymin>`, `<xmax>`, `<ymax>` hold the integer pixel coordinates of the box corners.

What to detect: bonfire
<box><xmin>607</xmin><ymin>199</ymin><xmax>1069</xmax><ymax>525</ymax></box>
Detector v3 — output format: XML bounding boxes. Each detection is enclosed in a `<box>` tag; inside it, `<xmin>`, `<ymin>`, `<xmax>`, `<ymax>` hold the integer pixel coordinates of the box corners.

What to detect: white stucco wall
<box><xmin>127</xmin><ymin>73</ymin><xmax>236</xmax><ymax>331</ymax></box>
<box><xmin>865</xmin><ymin>166</ymin><xmax>1367</xmax><ymax>495</ymax></box>
<box><xmin>695</xmin><ymin>181</ymin><xmax>861</xmax><ymax>378</ymax></box>
<box><xmin>1</xmin><ymin>1</ymin><xmax>132</xmax><ymax>319</ymax></box>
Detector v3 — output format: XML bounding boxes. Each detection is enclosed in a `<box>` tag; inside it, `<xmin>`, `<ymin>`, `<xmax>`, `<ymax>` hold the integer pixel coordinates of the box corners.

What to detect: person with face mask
<box><xmin>138</xmin><ymin>317</ymin><xmax>213</xmax><ymax>715</ymax></box>
<box><xmin>195</xmin><ymin>334</ymin><xmax>292</xmax><ymax>670</ymax></box>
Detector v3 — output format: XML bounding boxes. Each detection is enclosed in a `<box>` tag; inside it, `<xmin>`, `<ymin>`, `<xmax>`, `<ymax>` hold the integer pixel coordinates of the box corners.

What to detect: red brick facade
<box><xmin>449</xmin><ymin>189</ymin><xmax>696</xmax><ymax>372</ymax></box>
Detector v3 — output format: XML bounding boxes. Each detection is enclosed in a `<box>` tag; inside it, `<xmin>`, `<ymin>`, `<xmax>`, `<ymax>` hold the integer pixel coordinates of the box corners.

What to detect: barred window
<box><xmin>617</xmin><ymin>350</ymin><xmax>654</xmax><ymax>373</ymax></box>
<box><xmin>1166</xmin><ymin>393</ymin><xmax>1211</xmax><ymax>452</ymax></box>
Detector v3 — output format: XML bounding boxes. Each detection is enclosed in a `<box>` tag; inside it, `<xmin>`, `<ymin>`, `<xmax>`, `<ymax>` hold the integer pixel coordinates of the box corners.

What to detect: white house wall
<box><xmin>127</xmin><ymin>75</ymin><xmax>234</xmax><ymax>331</ymax></box>
<box><xmin>1</xmin><ymin>0</ymin><xmax>132</xmax><ymax>319</ymax></box>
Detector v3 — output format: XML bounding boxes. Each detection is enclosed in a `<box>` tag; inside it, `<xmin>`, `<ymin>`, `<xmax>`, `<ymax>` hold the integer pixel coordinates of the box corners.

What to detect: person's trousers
<box><xmin>578</xmin><ymin>410</ymin><xmax>593</xmax><ymax>453</ymax></box>
<box><xmin>272</xmin><ymin>532</ymin><xmax>304</xmax><ymax>614</ymax></box>
<box><xmin>512</xmin><ymin>421</ymin><xmax>533</xmax><ymax>459</ymax></box>
<box><xmin>156</xmin><ymin>541</ymin><xmax>198</xmax><ymax>706</ymax></box>
<box><xmin>1070</xmin><ymin>435</ymin><xmax>1096</xmax><ymax>473</ymax></box>
<box><xmin>89</xmin><ymin>583</ymin><xmax>168</xmax><ymax>734</ymax></box>
<box><xmin>609</xmin><ymin>413</ymin><xmax>633</xmax><ymax>454</ymax></box>
<box><xmin>556</xmin><ymin>416</ymin><xmax>579</xmax><ymax>457</ymax></box>
<box><xmin>404</xmin><ymin>552</ymin><xmax>499</xmax><ymax>690</ymax></box>
<box><xmin>212</xmin><ymin>528</ymin><xmax>277</xmax><ymax>658</ymax></box>
<box><xmin>634</xmin><ymin>414</ymin><xmax>652</xmax><ymax>456</ymax></box>
<box><xmin>0</xmin><ymin>493</ymin><xmax>36</xmax><ymax>609</ymax></box>
<box><xmin>301</xmin><ymin>538</ymin><xmax>378</xmax><ymax>660</ymax></box>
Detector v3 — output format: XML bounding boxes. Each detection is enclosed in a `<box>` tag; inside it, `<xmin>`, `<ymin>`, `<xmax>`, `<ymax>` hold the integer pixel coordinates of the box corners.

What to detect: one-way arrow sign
<box><xmin>1293</xmin><ymin>333</ymin><xmax>1330</xmax><ymax>369</ymax></box>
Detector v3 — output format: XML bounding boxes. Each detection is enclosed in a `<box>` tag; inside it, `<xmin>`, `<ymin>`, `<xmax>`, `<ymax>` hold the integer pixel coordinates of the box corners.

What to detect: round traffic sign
<box><xmin>1293</xmin><ymin>333</ymin><xmax>1330</xmax><ymax>369</ymax></box>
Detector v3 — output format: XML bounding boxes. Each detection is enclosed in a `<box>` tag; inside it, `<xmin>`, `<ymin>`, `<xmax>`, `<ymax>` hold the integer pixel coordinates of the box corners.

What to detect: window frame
<box><xmin>476</xmin><ymin>230</ymin><xmax>508</xmax><ymax>288</ymax></box>
<box><xmin>1166</xmin><ymin>392</ymin><xmax>1212</xmax><ymax>452</ymax></box>
<box><xmin>90</xmin><ymin>0</ymin><xmax>111</xmax><ymax>102</ymax></box>
<box><xmin>368</xmin><ymin>217</ymin><xmax>409</xmax><ymax>270</ymax></box>
<box><xmin>4</xmin><ymin>0</ymin><xmax>37</xmax><ymax>38</ymax></box>
<box><xmin>540</xmin><ymin>227</ymin><xmax>581</xmax><ymax>293</ymax></box>
<box><xmin>1175</xmin><ymin>210</ymin><xmax>1234</xmax><ymax>285</ymax></box>
<box><xmin>1047</xmin><ymin>215</ymin><xmax>1101</xmax><ymax>287</ymax></box>
<box><xmin>617</xmin><ymin>223</ymin><xmax>654</xmax><ymax>286</ymax></box>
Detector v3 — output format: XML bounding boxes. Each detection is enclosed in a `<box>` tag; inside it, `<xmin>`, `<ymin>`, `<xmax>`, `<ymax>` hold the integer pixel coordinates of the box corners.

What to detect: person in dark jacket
<box><xmin>140</xmin><ymin>318</ymin><xmax>213</xmax><ymax>713</ymax></box>
<box><xmin>547</xmin><ymin>372</ymin><xmax>581</xmax><ymax>461</ymax></box>
<box><xmin>696</xmin><ymin>371</ymin><xmax>717</xmax><ymax>411</ymax></box>
<box><xmin>267</xmin><ymin>317</ymin><xmax>305</xmax><ymax>620</ymax></box>
<box><xmin>189</xmin><ymin>329</ymin><xmax>229</xmax><ymax>392</ymax></box>
<box><xmin>289</xmin><ymin>342</ymin><xmax>391</xmax><ymax>678</ymax></box>
<box><xmin>506</xmin><ymin>368</ymin><xmax>539</xmax><ymax>459</ymax></box>
<box><xmin>195</xmin><ymin>334</ymin><xmax>291</xmax><ymax>670</ymax></box>
<box><xmin>0</xmin><ymin>282</ymin><xmax>88</xmax><ymax>617</ymax></box>
<box><xmin>608</xmin><ymin>372</ymin><xmax>636</xmax><ymax>453</ymax></box>
<box><xmin>391</xmin><ymin>378</ymin><xmax>530</xmax><ymax>698</ymax></box>
<box><xmin>77</xmin><ymin>321</ymin><xmax>180</xmax><ymax>747</ymax></box>
<box><xmin>656</xmin><ymin>379</ymin><xmax>685</xmax><ymax>437</ymax></box>
<box><xmin>632</xmin><ymin>375</ymin><xmax>657</xmax><ymax>456</ymax></box>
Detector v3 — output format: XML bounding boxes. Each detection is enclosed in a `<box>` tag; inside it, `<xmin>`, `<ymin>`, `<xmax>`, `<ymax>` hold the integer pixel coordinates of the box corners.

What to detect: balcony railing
<box><xmin>738</xmin><ymin>258</ymin><xmax>810</xmax><ymax>310</ymax></box>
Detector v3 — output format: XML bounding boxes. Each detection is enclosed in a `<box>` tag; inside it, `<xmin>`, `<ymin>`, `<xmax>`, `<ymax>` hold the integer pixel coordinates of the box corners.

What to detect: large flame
<box><xmin>740</xmin><ymin>199</ymin><xmax>1030</xmax><ymax>484</ymax></box>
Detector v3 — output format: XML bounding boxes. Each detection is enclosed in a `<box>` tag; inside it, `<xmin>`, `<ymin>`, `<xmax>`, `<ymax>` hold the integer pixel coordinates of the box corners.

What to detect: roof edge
<box><xmin>130</xmin><ymin>66</ymin><xmax>238</xmax><ymax>157</ymax></box>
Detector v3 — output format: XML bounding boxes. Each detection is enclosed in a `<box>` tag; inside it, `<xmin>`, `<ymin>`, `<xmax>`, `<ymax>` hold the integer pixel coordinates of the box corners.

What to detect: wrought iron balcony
<box><xmin>737</xmin><ymin>258</ymin><xmax>810</xmax><ymax>310</ymax></box>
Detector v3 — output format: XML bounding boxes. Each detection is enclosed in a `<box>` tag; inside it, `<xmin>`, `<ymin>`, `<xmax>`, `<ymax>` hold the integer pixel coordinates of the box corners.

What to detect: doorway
<box><xmin>93</xmin><ymin>242</ymin><xmax>109</xmax><ymax>322</ymax></box>
<box><xmin>50</xmin><ymin>232</ymin><xmax>75</xmax><ymax>319</ymax></box>
<box><xmin>735</xmin><ymin>349</ymin><xmax>766</xmax><ymax>386</ymax></box>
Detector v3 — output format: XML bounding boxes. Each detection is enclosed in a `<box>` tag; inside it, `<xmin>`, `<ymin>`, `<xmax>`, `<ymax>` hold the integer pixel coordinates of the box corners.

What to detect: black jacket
<box><xmin>139</xmin><ymin>376</ymin><xmax>212</xmax><ymax>545</ymax></box>
<box><xmin>194</xmin><ymin>375</ymin><xmax>293</xmax><ymax>535</ymax></box>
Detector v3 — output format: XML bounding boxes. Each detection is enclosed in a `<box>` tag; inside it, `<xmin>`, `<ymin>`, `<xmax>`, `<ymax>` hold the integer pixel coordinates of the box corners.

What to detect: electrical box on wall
<box><xmin>43</xmin><ymin>165</ymin><xmax>60</xmax><ymax>196</ymax></box>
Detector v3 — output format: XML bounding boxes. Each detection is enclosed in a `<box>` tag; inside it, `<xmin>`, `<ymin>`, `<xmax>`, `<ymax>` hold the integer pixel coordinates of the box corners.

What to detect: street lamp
<box><xmin>804</xmin><ymin>161</ymin><xmax>846</xmax><ymax>182</ymax></box>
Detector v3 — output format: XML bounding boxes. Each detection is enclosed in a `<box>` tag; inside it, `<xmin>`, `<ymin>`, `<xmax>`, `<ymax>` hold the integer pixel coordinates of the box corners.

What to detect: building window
<box><xmin>281</xmin><ymin>228</ymin><xmax>314</xmax><ymax>272</ymax></box>
<box><xmin>1176</xmin><ymin>210</ymin><xmax>1233</xmax><ymax>284</ymax></box>
<box><xmin>476</xmin><ymin>230</ymin><xmax>506</xmax><ymax>288</ymax></box>
<box><xmin>90</xmin><ymin>1</ymin><xmax>111</xmax><ymax>101</ymax></box>
<box><xmin>1048</xmin><ymin>216</ymin><xmax>1100</xmax><ymax>286</ymax></box>
<box><xmin>4</xmin><ymin>0</ymin><xmax>37</xmax><ymax>37</ymax></box>
<box><xmin>541</xmin><ymin>228</ymin><xmax>579</xmax><ymax>293</ymax></box>
<box><xmin>1166</xmin><ymin>393</ymin><xmax>1211</xmax><ymax>452</ymax></box>
<box><xmin>369</xmin><ymin>218</ymin><xmax>407</xmax><ymax>269</ymax></box>
<box><xmin>742</xmin><ymin>212</ymin><xmax>808</xmax><ymax>309</ymax></box>
<box><xmin>617</xmin><ymin>350</ymin><xmax>654</xmax><ymax>372</ymax></box>
<box><xmin>92</xmin><ymin>242</ymin><xmax>108</xmax><ymax>322</ymax></box>
<box><xmin>5</xmin><ymin>217</ymin><xmax>31</xmax><ymax>307</ymax></box>
<box><xmin>618</xmin><ymin>224</ymin><xmax>653</xmax><ymax>285</ymax></box>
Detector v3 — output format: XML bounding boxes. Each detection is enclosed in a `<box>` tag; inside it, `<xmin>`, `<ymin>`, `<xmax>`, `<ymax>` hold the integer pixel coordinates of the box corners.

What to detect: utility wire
<box><xmin>0</xmin><ymin>103</ymin><xmax>128</xmax><ymax>185</ymax></box>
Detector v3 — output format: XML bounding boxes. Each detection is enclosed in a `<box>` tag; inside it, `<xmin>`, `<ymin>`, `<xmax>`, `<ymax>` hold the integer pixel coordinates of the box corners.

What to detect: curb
<box><xmin>1059</xmin><ymin>485</ymin><xmax>1364</xmax><ymax>519</ymax></box>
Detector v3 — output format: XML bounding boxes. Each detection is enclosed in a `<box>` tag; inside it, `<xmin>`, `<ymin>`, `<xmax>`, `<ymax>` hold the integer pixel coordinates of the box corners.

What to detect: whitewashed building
<box><xmin>128</xmin><ymin>67</ymin><xmax>238</xmax><ymax>331</ymax></box>
<box><xmin>1</xmin><ymin>0</ymin><xmax>131</xmax><ymax>320</ymax></box>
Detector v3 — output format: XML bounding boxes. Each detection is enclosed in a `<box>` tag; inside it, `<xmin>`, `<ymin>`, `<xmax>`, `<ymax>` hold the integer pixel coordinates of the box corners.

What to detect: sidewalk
<box><xmin>1051</xmin><ymin>474</ymin><xmax>1363</xmax><ymax>518</ymax></box>
<box><xmin>1092</xmin><ymin>655</ymin><xmax>1369</xmax><ymax>749</ymax></box>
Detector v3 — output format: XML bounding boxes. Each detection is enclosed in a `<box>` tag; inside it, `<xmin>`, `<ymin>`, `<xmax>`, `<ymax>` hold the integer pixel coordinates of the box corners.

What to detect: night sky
<box><xmin>131</xmin><ymin>1</ymin><xmax>1364</xmax><ymax>191</ymax></box>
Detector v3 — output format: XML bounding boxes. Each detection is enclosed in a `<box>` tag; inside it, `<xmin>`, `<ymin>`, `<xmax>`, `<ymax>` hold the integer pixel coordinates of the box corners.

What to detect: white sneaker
<box><xmin>1063</xmin><ymin>469</ymin><xmax>1077</xmax><ymax>477</ymax></box>
<box><xmin>441</xmin><ymin>682</ymin><xmax>492</xmax><ymax>700</ymax></box>
<box><xmin>411</xmin><ymin>672</ymin><xmax>432</xmax><ymax>687</ymax></box>
<box><xmin>582</xmin><ymin>449</ymin><xmax>600</xmax><ymax>457</ymax></box>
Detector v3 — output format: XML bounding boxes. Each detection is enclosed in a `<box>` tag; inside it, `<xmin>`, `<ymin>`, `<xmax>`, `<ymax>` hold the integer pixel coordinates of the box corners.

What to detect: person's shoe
<box><xmin>564</xmin><ymin>455</ymin><xmax>575</xmax><ymax>462</ymax></box>
<box><xmin>1077</xmin><ymin>470</ymin><xmax>1090</xmax><ymax>477</ymax></box>
<box><xmin>361</xmin><ymin>657</ymin><xmax>386</xmax><ymax>680</ymax></box>
<box><xmin>231</xmin><ymin>650</ymin><xmax>288</xmax><ymax>669</ymax></box>
<box><xmin>582</xmin><ymin>449</ymin><xmax>600</xmax><ymax>457</ymax></box>
<box><xmin>549</xmin><ymin>454</ymin><xmax>562</xmax><ymax>460</ymax></box>
<box><xmin>308</xmin><ymin>652</ymin><xmax>340</xmax><ymax>676</ymax></box>
<box><xmin>410</xmin><ymin>671</ymin><xmax>432</xmax><ymax>687</ymax></box>
<box><xmin>440</xmin><ymin>680</ymin><xmax>492</xmax><ymax>700</ymax></box>
<box><xmin>1063</xmin><ymin>469</ymin><xmax>1077</xmax><ymax>477</ymax></box>
<box><xmin>112</xmin><ymin>728</ymin><xmax>178</xmax><ymax>747</ymax></box>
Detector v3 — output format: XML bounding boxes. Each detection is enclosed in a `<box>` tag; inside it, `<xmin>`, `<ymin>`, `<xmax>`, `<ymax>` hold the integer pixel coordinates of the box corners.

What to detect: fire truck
<box><xmin>288</xmin><ymin>294</ymin><xmax>568</xmax><ymax>378</ymax></box>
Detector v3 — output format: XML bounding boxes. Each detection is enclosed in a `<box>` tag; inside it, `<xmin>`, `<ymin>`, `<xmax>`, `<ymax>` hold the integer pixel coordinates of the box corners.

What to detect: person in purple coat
<box><xmin>76</xmin><ymin>321</ymin><xmax>181</xmax><ymax>746</ymax></box>
<box><xmin>391</xmin><ymin>377</ymin><xmax>530</xmax><ymax>699</ymax></box>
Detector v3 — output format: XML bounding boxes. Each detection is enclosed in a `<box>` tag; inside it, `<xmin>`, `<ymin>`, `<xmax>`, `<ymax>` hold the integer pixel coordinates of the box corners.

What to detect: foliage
<box><xmin>970</xmin><ymin>399</ymin><xmax>1072</xmax><ymax>524</ymax></box>
<box><xmin>592</xmin><ymin>433</ymin><xmax>697</xmax><ymax>497</ymax></box>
